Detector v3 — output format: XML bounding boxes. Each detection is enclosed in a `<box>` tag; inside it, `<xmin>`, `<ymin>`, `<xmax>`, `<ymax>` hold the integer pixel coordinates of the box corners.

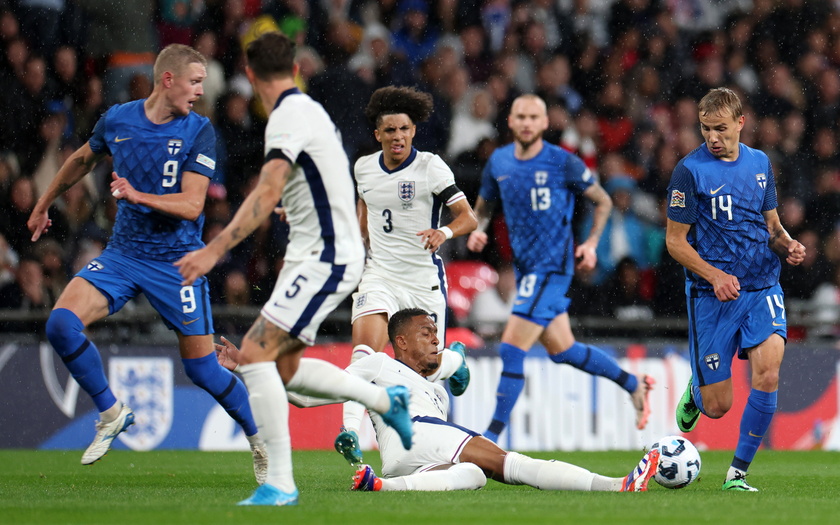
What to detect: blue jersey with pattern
<box><xmin>667</xmin><ymin>143</ymin><xmax>780</xmax><ymax>296</ymax></box>
<box><xmin>89</xmin><ymin>100</ymin><xmax>216</xmax><ymax>261</ymax></box>
<box><xmin>479</xmin><ymin>141</ymin><xmax>593</xmax><ymax>275</ymax></box>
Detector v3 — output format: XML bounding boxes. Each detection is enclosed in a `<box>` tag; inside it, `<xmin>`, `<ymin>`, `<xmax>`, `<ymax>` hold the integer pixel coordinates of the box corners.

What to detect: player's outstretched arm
<box><xmin>176</xmin><ymin>158</ymin><xmax>290</xmax><ymax>285</ymax></box>
<box><xmin>28</xmin><ymin>142</ymin><xmax>103</xmax><ymax>241</ymax></box>
<box><xmin>576</xmin><ymin>182</ymin><xmax>612</xmax><ymax>271</ymax></box>
<box><xmin>764</xmin><ymin>209</ymin><xmax>806</xmax><ymax>266</ymax></box>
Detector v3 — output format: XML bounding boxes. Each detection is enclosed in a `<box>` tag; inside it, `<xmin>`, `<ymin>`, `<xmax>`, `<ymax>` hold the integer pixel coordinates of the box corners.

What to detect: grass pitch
<box><xmin>1</xmin><ymin>449</ymin><xmax>838</xmax><ymax>524</ymax></box>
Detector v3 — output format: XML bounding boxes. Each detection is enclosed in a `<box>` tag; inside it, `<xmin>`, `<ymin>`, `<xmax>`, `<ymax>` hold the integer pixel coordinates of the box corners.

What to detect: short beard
<box><xmin>515</xmin><ymin>135</ymin><xmax>540</xmax><ymax>150</ymax></box>
<box><xmin>420</xmin><ymin>361</ymin><xmax>440</xmax><ymax>377</ymax></box>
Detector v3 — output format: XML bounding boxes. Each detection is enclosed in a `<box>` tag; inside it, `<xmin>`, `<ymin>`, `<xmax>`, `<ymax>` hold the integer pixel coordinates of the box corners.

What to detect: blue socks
<box><xmin>46</xmin><ymin>308</ymin><xmax>117</xmax><ymax>412</ymax></box>
<box><xmin>549</xmin><ymin>342</ymin><xmax>638</xmax><ymax>393</ymax></box>
<box><xmin>732</xmin><ymin>389</ymin><xmax>777</xmax><ymax>471</ymax></box>
<box><xmin>484</xmin><ymin>343</ymin><xmax>527</xmax><ymax>442</ymax></box>
<box><xmin>182</xmin><ymin>353</ymin><xmax>258</xmax><ymax>436</ymax></box>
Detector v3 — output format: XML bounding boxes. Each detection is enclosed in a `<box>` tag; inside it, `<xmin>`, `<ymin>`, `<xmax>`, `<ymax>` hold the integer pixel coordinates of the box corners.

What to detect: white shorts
<box><xmin>380</xmin><ymin>417</ymin><xmax>478</xmax><ymax>478</ymax></box>
<box><xmin>261</xmin><ymin>258</ymin><xmax>363</xmax><ymax>345</ymax></box>
<box><xmin>351</xmin><ymin>269</ymin><xmax>448</xmax><ymax>332</ymax></box>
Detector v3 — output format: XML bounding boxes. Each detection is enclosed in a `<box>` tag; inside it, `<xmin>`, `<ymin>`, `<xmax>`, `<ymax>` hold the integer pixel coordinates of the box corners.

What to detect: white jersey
<box><xmin>345</xmin><ymin>352</ymin><xmax>451</xmax><ymax>469</ymax></box>
<box><xmin>354</xmin><ymin>148</ymin><xmax>465</xmax><ymax>289</ymax></box>
<box><xmin>265</xmin><ymin>88</ymin><xmax>364</xmax><ymax>265</ymax></box>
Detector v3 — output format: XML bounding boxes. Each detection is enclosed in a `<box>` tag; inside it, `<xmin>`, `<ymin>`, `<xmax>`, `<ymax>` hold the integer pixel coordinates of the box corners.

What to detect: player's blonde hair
<box><xmin>153</xmin><ymin>44</ymin><xmax>207</xmax><ymax>84</ymax></box>
<box><xmin>698</xmin><ymin>87</ymin><xmax>743</xmax><ymax>120</ymax></box>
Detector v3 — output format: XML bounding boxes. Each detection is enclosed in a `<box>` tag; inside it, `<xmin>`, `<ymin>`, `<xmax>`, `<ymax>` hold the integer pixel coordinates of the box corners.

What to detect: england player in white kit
<box><xmin>176</xmin><ymin>32</ymin><xmax>413</xmax><ymax>507</ymax></box>
<box><xmin>350</xmin><ymin>86</ymin><xmax>477</xmax><ymax>393</ymax></box>
<box><xmin>217</xmin><ymin>308</ymin><xmax>660</xmax><ymax>493</ymax></box>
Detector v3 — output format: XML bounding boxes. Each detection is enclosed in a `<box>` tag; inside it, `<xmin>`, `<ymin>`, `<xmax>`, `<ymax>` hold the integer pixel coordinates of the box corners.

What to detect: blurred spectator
<box><xmin>0</xmin><ymin>232</ymin><xmax>18</xmax><ymax>289</ymax></box>
<box><xmin>215</xmin><ymin>91</ymin><xmax>263</xmax><ymax>204</ymax></box>
<box><xmin>1</xmin><ymin>176</ymin><xmax>67</xmax><ymax>254</ymax></box>
<box><xmin>597</xmin><ymin>256</ymin><xmax>654</xmax><ymax>321</ymax></box>
<box><xmin>0</xmin><ymin>255</ymin><xmax>54</xmax><ymax>310</ymax></box>
<box><xmin>447</xmin><ymin>87</ymin><xmax>497</xmax><ymax>159</ymax></box>
<box><xmin>14</xmin><ymin>0</ymin><xmax>65</xmax><ymax>58</ymax></box>
<box><xmin>391</xmin><ymin>0</ymin><xmax>439</xmax><ymax>68</ymax></box>
<box><xmin>356</xmin><ymin>23</ymin><xmax>414</xmax><ymax>89</ymax></box>
<box><xmin>192</xmin><ymin>30</ymin><xmax>225</xmax><ymax>117</ymax></box>
<box><xmin>780</xmin><ymin>229</ymin><xmax>830</xmax><ymax>301</ymax></box>
<box><xmin>808</xmin><ymin>263</ymin><xmax>840</xmax><ymax>339</ymax></box>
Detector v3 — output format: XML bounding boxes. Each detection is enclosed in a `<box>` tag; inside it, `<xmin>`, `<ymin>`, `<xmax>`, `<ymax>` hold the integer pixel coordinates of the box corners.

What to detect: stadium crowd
<box><xmin>1</xmin><ymin>0</ymin><xmax>840</xmax><ymax>337</ymax></box>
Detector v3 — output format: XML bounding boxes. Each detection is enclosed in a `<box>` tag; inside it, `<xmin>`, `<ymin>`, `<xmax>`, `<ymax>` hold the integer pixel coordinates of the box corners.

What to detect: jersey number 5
<box><xmin>163</xmin><ymin>160</ymin><xmax>179</xmax><ymax>188</ymax></box>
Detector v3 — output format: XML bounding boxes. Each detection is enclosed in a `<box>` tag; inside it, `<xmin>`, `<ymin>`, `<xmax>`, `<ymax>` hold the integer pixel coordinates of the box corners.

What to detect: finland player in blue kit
<box><xmin>467</xmin><ymin>95</ymin><xmax>654</xmax><ymax>443</ymax></box>
<box><xmin>667</xmin><ymin>88</ymin><xmax>805</xmax><ymax>492</ymax></box>
<box><xmin>27</xmin><ymin>45</ymin><xmax>267</xmax><ymax>480</ymax></box>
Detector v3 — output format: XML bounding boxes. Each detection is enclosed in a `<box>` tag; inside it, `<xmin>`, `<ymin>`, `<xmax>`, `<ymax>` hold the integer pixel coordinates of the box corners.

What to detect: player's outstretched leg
<box><xmin>238</xmin><ymin>484</ymin><xmax>300</xmax><ymax>505</ymax></box>
<box><xmin>334</xmin><ymin>428</ymin><xmax>363</xmax><ymax>465</ymax></box>
<box><xmin>676</xmin><ymin>376</ymin><xmax>701</xmax><ymax>432</ymax></box>
<box><xmin>351</xmin><ymin>464</ymin><xmax>383</xmax><ymax>491</ymax></box>
<box><xmin>81</xmin><ymin>404</ymin><xmax>135</xmax><ymax>465</ymax></box>
<box><xmin>631</xmin><ymin>375</ymin><xmax>655</xmax><ymax>430</ymax></box>
<box><xmin>448</xmin><ymin>341</ymin><xmax>471</xmax><ymax>396</ymax></box>
<box><xmin>621</xmin><ymin>449</ymin><xmax>660</xmax><ymax>492</ymax></box>
<box><xmin>380</xmin><ymin>386</ymin><xmax>413</xmax><ymax>449</ymax></box>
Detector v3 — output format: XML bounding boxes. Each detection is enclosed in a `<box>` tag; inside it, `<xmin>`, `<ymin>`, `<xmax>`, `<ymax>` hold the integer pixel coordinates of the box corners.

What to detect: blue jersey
<box><xmin>89</xmin><ymin>100</ymin><xmax>216</xmax><ymax>261</ymax></box>
<box><xmin>479</xmin><ymin>141</ymin><xmax>594</xmax><ymax>275</ymax></box>
<box><xmin>667</xmin><ymin>143</ymin><xmax>780</xmax><ymax>296</ymax></box>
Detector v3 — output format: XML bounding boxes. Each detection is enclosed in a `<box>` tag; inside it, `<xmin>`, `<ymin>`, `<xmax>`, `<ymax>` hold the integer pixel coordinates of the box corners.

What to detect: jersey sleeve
<box><xmin>265</xmin><ymin>105</ymin><xmax>311</xmax><ymax>164</ymax></box>
<box><xmin>563</xmin><ymin>153</ymin><xmax>594</xmax><ymax>194</ymax></box>
<box><xmin>762</xmin><ymin>160</ymin><xmax>778</xmax><ymax>212</ymax></box>
<box><xmin>478</xmin><ymin>153</ymin><xmax>500</xmax><ymax>202</ymax></box>
<box><xmin>666</xmin><ymin>161</ymin><xmax>698</xmax><ymax>224</ymax></box>
<box><xmin>88</xmin><ymin>108</ymin><xmax>112</xmax><ymax>156</ymax></box>
<box><xmin>181</xmin><ymin>120</ymin><xmax>216</xmax><ymax>178</ymax></box>
<box><xmin>428</xmin><ymin>154</ymin><xmax>466</xmax><ymax>206</ymax></box>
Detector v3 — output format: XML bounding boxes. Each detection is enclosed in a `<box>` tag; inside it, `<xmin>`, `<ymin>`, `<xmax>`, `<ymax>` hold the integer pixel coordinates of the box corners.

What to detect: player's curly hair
<box><xmin>365</xmin><ymin>86</ymin><xmax>434</xmax><ymax>127</ymax></box>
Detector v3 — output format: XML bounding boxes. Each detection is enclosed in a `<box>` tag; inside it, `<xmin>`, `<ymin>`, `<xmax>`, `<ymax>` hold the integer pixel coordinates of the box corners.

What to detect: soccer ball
<box><xmin>650</xmin><ymin>435</ymin><xmax>701</xmax><ymax>489</ymax></box>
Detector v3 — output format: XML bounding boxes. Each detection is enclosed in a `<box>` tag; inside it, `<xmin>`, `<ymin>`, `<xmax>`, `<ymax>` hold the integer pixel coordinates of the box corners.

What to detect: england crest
<box><xmin>398</xmin><ymin>181</ymin><xmax>415</xmax><ymax>202</ymax></box>
<box><xmin>109</xmin><ymin>357</ymin><xmax>173</xmax><ymax>450</ymax></box>
<box><xmin>756</xmin><ymin>173</ymin><xmax>766</xmax><ymax>189</ymax></box>
<box><xmin>704</xmin><ymin>353</ymin><xmax>721</xmax><ymax>371</ymax></box>
<box><xmin>167</xmin><ymin>139</ymin><xmax>183</xmax><ymax>156</ymax></box>
<box><xmin>355</xmin><ymin>293</ymin><xmax>367</xmax><ymax>308</ymax></box>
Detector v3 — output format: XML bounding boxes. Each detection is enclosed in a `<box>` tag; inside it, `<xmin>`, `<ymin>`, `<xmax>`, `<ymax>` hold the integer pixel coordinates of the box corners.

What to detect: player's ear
<box><xmin>162</xmin><ymin>71</ymin><xmax>174</xmax><ymax>88</ymax></box>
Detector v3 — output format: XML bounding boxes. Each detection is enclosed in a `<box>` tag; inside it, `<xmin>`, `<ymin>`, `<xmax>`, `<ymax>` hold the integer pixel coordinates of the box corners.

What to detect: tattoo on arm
<box><xmin>251</xmin><ymin>199</ymin><xmax>262</xmax><ymax>219</ymax></box>
<box><xmin>246</xmin><ymin>317</ymin><xmax>268</xmax><ymax>349</ymax></box>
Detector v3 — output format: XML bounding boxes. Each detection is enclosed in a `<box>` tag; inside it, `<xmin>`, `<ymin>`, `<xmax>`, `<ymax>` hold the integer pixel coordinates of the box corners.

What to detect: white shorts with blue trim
<box><xmin>380</xmin><ymin>416</ymin><xmax>479</xmax><ymax>478</ymax></box>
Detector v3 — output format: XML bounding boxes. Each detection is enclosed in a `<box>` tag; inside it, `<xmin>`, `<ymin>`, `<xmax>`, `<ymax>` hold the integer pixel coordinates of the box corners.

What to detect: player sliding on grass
<box><xmin>216</xmin><ymin>308</ymin><xmax>660</xmax><ymax>493</ymax></box>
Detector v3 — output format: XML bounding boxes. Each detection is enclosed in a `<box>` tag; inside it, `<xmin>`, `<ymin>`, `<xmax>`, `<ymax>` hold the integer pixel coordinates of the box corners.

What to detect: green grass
<box><xmin>1</xmin><ymin>449</ymin><xmax>839</xmax><ymax>524</ymax></box>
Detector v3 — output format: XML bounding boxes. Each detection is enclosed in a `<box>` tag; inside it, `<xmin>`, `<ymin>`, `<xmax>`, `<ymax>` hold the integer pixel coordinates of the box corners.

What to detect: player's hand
<box><xmin>110</xmin><ymin>172</ymin><xmax>139</xmax><ymax>203</ymax></box>
<box><xmin>417</xmin><ymin>228</ymin><xmax>445</xmax><ymax>252</ymax></box>
<box><xmin>466</xmin><ymin>230</ymin><xmax>488</xmax><ymax>252</ymax></box>
<box><xmin>786</xmin><ymin>239</ymin><xmax>806</xmax><ymax>266</ymax></box>
<box><xmin>214</xmin><ymin>336</ymin><xmax>241</xmax><ymax>371</ymax></box>
<box><xmin>274</xmin><ymin>207</ymin><xmax>287</xmax><ymax>223</ymax></box>
<box><xmin>574</xmin><ymin>243</ymin><xmax>597</xmax><ymax>271</ymax></box>
<box><xmin>711</xmin><ymin>271</ymin><xmax>740</xmax><ymax>302</ymax></box>
<box><xmin>175</xmin><ymin>246</ymin><xmax>222</xmax><ymax>285</ymax></box>
<box><xmin>27</xmin><ymin>209</ymin><xmax>52</xmax><ymax>242</ymax></box>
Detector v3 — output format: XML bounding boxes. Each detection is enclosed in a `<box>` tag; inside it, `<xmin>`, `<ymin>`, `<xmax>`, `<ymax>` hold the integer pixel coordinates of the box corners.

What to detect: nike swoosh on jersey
<box><xmin>710</xmin><ymin>184</ymin><xmax>726</xmax><ymax>194</ymax></box>
<box><xmin>115</xmin><ymin>136</ymin><xmax>132</xmax><ymax>143</ymax></box>
<box><xmin>497</xmin><ymin>175</ymin><xmax>510</xmax><ymax>181</ymax></box>
<box><xmin>772</xmin><ymin>321</ymin><xmax>784</xmax><ymax>326</ymax></box>
<box><xmin>181</xmin><ymin>318</ymin><xmax>200</xmax><ymax>325</ymax></box>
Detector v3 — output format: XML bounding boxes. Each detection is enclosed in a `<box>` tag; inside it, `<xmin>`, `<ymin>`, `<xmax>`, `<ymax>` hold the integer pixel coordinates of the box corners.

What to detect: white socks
<box><xmin>286</xmin><ymin>357</ymin><xmax>390</xmax><ymax>414</ymax></box>
<box><xmin>503</xmin><ymin>451</ymin><xmax>597</xmax><ymax>491</ymax></box>
<box><xmin>380</xmin><ymin>463</ymin><xmax>487</xmax><ymax>491</ymax></box>
<box><xmin>425</xmin><ymin>348</ymin><xmax>464</xmax><ymax>382</ymax></box>
<box><xmin>351</xmin><ymin>344</ymin><xmax>375</xmax><ymax>363</ymax></box>
<box><xmin>240</xmin><ymin>362</ymin><xmax>295</xmax><ymax>493</ymax></box>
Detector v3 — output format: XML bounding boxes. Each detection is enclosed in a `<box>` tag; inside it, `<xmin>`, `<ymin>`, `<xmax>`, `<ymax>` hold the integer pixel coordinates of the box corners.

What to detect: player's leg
<box><xmin>540</xmin><ymin>312</ymin><xmax>654</xmax><ymax>430</ymax></box>
<box><xmin>351</xmin><ymin>462</ymin><xmax>487</xmax><ymax>491</ymax></box>
<box><xmin>350</xmin><ymin>277</ymin><xmax>396</xmax><ymax>362</ymax></box>
<box><xmin>350</xmin><ymin>311</ymin><xmax>389</xmax><ymax>362</ymax></box>
<box><xmin>724</xmin><ymin>287</ymin><xmax>786</xmax><ymax>492</ymax></box>
<box><xmin>483</xmin><ymin>315</ymin><xmax>543</xmax><ymax>442</ymax></box>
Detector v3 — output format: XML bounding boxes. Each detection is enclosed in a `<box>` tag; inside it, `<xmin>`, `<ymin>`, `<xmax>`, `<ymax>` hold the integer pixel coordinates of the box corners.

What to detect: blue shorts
<box><xmin>688</xmin><ymin>283</ymin><xmax>786</xmax><ymax>387</ymax></box>
<box><xmin>511</xmin><ymin>272</ymin><xmax>572</xmax><ymax>327</ymax></box>
<box><xmin>76</xmin><ymin>249</ymin><xmax>214</xmax><ymax>335</ymax></box>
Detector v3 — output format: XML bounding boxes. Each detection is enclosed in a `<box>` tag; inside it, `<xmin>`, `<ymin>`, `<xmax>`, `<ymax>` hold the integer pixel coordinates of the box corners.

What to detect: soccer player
<box><xmin>350</xmin><ymin>86</ymin><xmax>478</xmax><ymax>394</ymax></box>
<box><xmin>666</xmin><ymin>87</ymin><xmax>805</xmax><ymax>492</ymax></box>
<box><xmin>175</xmin><ymin>32</ymin><xmax>413</xmax><ymax>507</ymax></box>
<box><xmin>215</xmin><ymin>309</ymin><xmax>661</xmax><ymax>493</ymax></box>
<box><xmin>466</xmin><ymin>94</ymin><xmax>654</xmax><ymax>443</ymax></box>
<box><xmin>26</xmin><ymin>44</ymin><xmax>268</xmax><ymax>482</ymax></box>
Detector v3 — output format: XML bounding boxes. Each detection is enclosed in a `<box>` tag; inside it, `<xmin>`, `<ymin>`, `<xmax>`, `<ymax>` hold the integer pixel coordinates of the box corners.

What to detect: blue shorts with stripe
<box><xmin>76</xmin><ymin>248</ymin><xmax>213</xmax><ymax>335</ymax></box>
<box><xmin>687</xmin><ymin>283</ymin><xmax>786</xmax><ymax>387</ymax></box>
<box><xmin>511</xmin><ymin>272</ymin><xmax>572</xmax><ymax>327</ymax></box>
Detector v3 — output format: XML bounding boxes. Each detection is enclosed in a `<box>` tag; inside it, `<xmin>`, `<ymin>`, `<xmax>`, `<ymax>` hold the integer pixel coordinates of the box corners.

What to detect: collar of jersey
<box><xmin>274</xmin><ymin>87</ymin><xmax>302</xmax><ymax>110</ymax></box>
<box><xmin>379</xmin><ymin>147</ymin><xmax>418</xmax><ymax>174</ymax></box>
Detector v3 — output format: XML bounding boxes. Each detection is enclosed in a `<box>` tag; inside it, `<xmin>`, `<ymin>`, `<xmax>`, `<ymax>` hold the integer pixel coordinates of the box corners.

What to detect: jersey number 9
<box><xmin>163</xmin><ymin>160</ymin><xmax>179</xmax><ymax>188</ymax></box>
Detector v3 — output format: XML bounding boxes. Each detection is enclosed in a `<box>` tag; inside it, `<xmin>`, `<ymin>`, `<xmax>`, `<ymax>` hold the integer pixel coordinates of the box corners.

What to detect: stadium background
<box><xmin>1</xmin><ymin>0</ymin><xmax>839</xmax><ymax>453</ymax></box>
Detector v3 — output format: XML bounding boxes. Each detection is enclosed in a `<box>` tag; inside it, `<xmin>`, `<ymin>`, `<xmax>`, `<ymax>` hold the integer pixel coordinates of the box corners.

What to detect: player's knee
<box><xmin>753</xmin><ymin>369</ymin><xmax>780</xmax><ymax>391</ymax></box>
<box><xmin>704</xmin><ymin>397</ymin><xmax>733</xmax><ymax>419</ymax></box>
<box><xmin>182</xmin><ymin>354</ymin><xmax>230</xmax><ymax>394</ymax></box>
<box><xmin>454</xmin><ymin>462</ymin><xmax>487</xmax><ymax>490</ymax></box>
<box><xmin>46</xmin><ymin>308</ymin><xmax>85</xmax><ymax>354</ymax></box>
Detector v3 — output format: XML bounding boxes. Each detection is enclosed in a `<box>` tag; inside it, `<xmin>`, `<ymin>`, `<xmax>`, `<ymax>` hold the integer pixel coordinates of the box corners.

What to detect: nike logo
<box><xmin>710</xmin><ymin>184</ymin><xmax>726</xmax><ymax>195</ymax></box>
<box><xmin>498</xmin><ymin>175</ymin><xmax>510</xmax><ymax>181</ymax></box>
<box><xmin>772</xmin><ymin>321</ymin><xmax>784</xmax><ymax>327</ymax></box>
<box><xmin>181</xmin><ymin>318</ymin><xmax>200</xmax><ymax>325</ymax></box>
<box><xmin>115</xmin><ymin>136</ymin><xmax>132</xmax><ymax>143</ymax></box>
<box><xmin>679</xmin><ymin>413</ymin><xmax>699</xmax><ymax>430</ymax></box>
<box><xmin>514</xmin><ymin>299</ymin><xmax>527</xmax><ymax>305</ymax></box>
<box><xmin>362</xmin><ymin>188</ymin><xmax>372</xmax><ymax>193</ymax></box>
<box><xmin>748</xmin><ymin>431</ymin><xmax>763</xmax><ymax>438</ymax></box>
